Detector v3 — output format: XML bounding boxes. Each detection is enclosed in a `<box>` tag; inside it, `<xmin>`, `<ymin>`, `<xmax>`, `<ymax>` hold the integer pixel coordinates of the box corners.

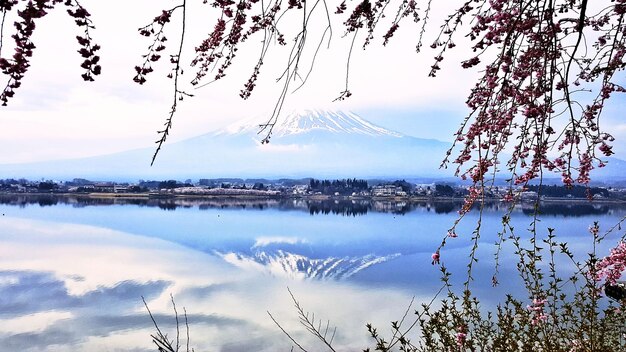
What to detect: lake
<box><xmin>0</xmin><ymin>195</ymin><xmax>624</xmax><ymax>351</ymax></box>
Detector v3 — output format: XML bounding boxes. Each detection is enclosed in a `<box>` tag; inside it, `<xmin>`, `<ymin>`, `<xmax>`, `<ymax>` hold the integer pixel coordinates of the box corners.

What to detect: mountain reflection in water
<box><xmin>0</xmin><ymin>194</ymin><xmax>622</xmax><ymax>217</ymax></box>
<box><xmin>217</xmin><ymin>250</ymin><xmax>401</xmax><ymax>280</ymax></box>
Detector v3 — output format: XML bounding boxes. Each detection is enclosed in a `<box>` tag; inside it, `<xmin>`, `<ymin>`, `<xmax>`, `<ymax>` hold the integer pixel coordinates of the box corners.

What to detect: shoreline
<box><xmin>1</xmin><ymin>191</ymin><xmax>625</xmax><ymax>204</ymax></box>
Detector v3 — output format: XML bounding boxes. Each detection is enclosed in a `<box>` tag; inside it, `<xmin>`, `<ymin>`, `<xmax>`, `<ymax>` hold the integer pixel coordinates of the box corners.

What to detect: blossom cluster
<box><xmin>133</xmin><ymin>8</ymin><xmax>177</xmax><ymax>85</ymax></box>
<box><xmin>431</xmin><ymin>250</ymin><xmax>440</xmax><ymax>265</ymax></box>
<box><xmin>67</xmin><ymin>2</ymin><xmax>101</xmax><ymax>82</ymax></box>
<box><xmin>594</xmin><ymin>241</ymin><xmax>626</xmax><ymax>285</ymax></box>
<box><xmin>527</xmin><ymin>297</ymin><xmax>548</xmax><ymax>325</ymax></box>
<box><xmin>459</xmin><ymin>185</ymin><xmax>481</xmax><ymax>215</ymax></box>
<box><xmin>455</xmin><ymin>325</ymin><xmax>466</xmax><ymax>347</ymax></box>
<box><xmin>191</xmin><ymin>0</ymin><xmax>256</xmax><ymax>85</ymax></box>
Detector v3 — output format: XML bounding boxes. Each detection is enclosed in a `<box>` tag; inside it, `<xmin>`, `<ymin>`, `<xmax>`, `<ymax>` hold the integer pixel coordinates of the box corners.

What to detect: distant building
<box><xmin>292</xmin><ymin>185</ymin><xmax>308</xmax><ymax>195</ymax></box>
<box><xmin>520</xmin><ymin>191</ymin><xmax>538</xmax><ymax>201</ymax></box>
<box><xmin>114</xmin><ymin>186</ymin><xmax>129</xmax><ymax>193</ymax></box>
<box><xmin>372</xmin><ymin>185</ymin><xmax>406</xmax><ymax>197</ymax></box>
<box><xmin>94</xmin><ymin>183</ymin><xmax>115</xmax><ymax>193</ymax></box>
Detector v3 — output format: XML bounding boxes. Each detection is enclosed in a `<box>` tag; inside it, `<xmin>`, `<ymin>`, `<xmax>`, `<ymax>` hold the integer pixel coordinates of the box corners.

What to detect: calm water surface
<box><xmin>0</xmin><ymin>195</ymin><xmax>624</xmax><ymax>351</ymax></box>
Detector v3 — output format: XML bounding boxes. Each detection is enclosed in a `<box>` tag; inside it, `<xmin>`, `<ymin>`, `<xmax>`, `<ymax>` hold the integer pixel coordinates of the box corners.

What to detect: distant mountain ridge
<box><xmin>0</xmin><ymin>109</ymin><xmax>455</xmax><ymax>180</ymax></box>
<box><xmin>3</xmin><ymin>109</ymin><xmax>625</xmax><ymax>182</ymax></box>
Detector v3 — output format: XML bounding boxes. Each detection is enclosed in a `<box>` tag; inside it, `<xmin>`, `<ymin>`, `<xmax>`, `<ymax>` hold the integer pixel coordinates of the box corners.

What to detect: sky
<box><xmin>1</xmin><ymin>0</ymin><xmax>625</xmax><ymax>165</ymax></box>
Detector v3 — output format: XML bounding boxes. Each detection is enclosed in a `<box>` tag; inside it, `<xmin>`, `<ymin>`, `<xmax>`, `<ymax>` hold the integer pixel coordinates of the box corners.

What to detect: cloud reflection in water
<box><xmin>0</xmin><ymin>217</ymin><xmax>420</xmax><ymax>351</ymax></box>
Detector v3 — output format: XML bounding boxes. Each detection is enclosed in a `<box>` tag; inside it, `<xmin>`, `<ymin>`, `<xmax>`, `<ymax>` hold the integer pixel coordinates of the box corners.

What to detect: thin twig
<box><xmin>152</xmin><ymin>0</ymin><xmax>188</xmax><ymax>166</ymax></box>
<box><xmin>171</xmin><ymin>294</ymin><xmax>180</xmax><ymax>352</ymax></box>
<box><xmin>0</xmin><ymin>9</ymin><xmax>6</xmax><ymax>57</ymax></box>
<box><xmin>267</xmin><ymin>311</ymin><xmax>309</xmax><ymax>352</ymax></box>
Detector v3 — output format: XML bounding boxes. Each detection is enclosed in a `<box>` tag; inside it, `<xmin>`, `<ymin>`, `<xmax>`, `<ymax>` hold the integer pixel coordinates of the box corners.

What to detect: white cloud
<box><xmin>0</xmin><ymin>311</ymin><xmax>74</xmax><ymax>334</ymax></box>
<box><xmin>254</xmin><ymin>142</ymin><xmax>310</xmax><ymax>153</ymax></box>
<box><xmin>252</xmin><ymin>236</ymin><xmax>309</xmax><ymax>248</ymax></box>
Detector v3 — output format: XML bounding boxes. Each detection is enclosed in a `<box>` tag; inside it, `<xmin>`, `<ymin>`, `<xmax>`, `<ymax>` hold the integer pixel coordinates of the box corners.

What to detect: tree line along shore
<box><xmin>1</xmin><ymin>178</ymin><xmax>626</xmax><ymax>202</ymax></box>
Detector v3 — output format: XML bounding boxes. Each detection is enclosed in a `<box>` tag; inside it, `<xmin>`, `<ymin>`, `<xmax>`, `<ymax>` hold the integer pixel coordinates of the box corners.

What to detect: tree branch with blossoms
<box><xmin>0</xmin><ymin>0</ymin><xmax>101</xmax><ymax>106</ymax></box>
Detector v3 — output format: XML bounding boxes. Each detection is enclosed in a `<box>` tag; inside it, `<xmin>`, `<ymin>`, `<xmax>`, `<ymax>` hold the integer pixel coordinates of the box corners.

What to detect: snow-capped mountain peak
<box><xmin>217</xmin><ymin>109</ymin><xmax>404</xmax><ymax>138</ymax></box>
<box><xmin>0</xmin><ymin>108</ymin><xmax>456</xmax><ymax>179</ymax></box>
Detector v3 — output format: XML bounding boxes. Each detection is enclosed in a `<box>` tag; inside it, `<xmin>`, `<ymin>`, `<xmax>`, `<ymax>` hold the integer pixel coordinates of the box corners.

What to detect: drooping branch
<box><xmin>67</xmin><ymin>0</ymin><xmax>101</xmax><ymax>82</ymax></box>
<box><xmin>0</xmin><ymin>0</ymin><xmax>100</xmax><ymax>106</ymax></box>
<box><xmin>432</xmin><ymin>0</ymin><xmax>626</xmax><ymax>219</ymax></box>
<box><xmin>153</xmin><ymin>1</ymin><xmax>191</xmax><ymax>166</ymax></box>
<box><xmin>132</xmin><ymin>1</ymin><xmax>192</xmax><ymax>166</ymax></box>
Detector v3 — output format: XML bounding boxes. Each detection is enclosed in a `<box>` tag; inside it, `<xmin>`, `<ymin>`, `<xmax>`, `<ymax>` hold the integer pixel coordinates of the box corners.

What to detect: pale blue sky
<box><xmin>1</xmin><ymin>0</ymin><xmax>624</xmax><ymax>164</ymax></box>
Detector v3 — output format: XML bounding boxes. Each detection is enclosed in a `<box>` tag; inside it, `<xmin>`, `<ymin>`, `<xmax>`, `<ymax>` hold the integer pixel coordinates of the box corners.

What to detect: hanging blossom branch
<box><xmin>436</xmin><ymin>0</ymin><xmax>626</xmax><ymax>210</ymax></box>
<box><xmin>419</xmin><ymin>2</ymin><xmax>626</xmax><ymax>268</ymax></box>
<box><xmin>68</xmin><ymin>0</ymin><xmax>101</xmax><ymax>82</ymax></box>
<box><xmin>0</xmin><ymin>0</ymin><xmax>100</xmax><ymax>106</ymax></box>
<box><xmin>138</xmin><ymin>0</ymin><xmax>295</xmax><ymax>155</ymax></box>
<box><xmin>152</xmin><ymin>0</ymin><xmax>191</xmax><ymax>166</ymax></box>
<box><xmin>132</xmin><ymin>1</ymin><xmax>192</xmax><ymax>165</ymax></box>
<box><xmin>333</xmin><ymin>0</ymin><xmax>431</xmax><ymax>101</ymax></box>
<box><xmin>140</xmin><ymin>0</ymin><xmax>432</xmax><ymax>156</ymax></box>
<box><xmin>257</xmin><ymin>0</ymin><xmax>335</xmax><ymax>142</ymax></box>
<box><xmin>189</xmin><ymin>0</ymin><xmax>335</xmax><ymax>144</ymax></box>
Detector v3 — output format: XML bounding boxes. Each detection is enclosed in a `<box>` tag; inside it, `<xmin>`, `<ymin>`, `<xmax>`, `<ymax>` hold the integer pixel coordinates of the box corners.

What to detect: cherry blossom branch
<box><xmin>0</xmin><ymin>0</ymin><xmax>100</xmax><ymax>105</ymax></box>
<box><xmin>257</xmin><ymin>0</ymin><xmax>333</xmax><ymax>142</ymax></box>
<box><xmin>148</xmin><ymin>1</ymin><xmax>190</xmax><ymax>166</ymax></box>
<box><xmin>67</xmin><ymin>0</ymin><xmax>101</xmax><ymax>82</ymax></box>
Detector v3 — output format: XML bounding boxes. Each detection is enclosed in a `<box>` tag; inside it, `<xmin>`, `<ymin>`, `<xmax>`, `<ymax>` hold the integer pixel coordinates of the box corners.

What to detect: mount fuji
<box><xmin>214</xmin><ymin>109</ymin><xmax>404</xmax><ymax>138</ymax></box>
<box><xmin>1</xmin><ymin>110</ymin><xmax>454</xmax><ymax>179</ymax></box>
